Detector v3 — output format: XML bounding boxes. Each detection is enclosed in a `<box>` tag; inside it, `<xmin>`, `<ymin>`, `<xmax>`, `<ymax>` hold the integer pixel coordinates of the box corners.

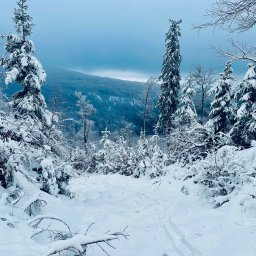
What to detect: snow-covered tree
<box><xmin>231</xmin><ymin>64</ymin><xmax>256</xmax><ymax>147</ymax></box>
<box><xmin>111</xmin><ymin>136</ymin><xmax>136</xmax><ymax>176</ymax></box>
<box><xmin>13</xmin><ymin>0</ymin><xmax>34</xmax><ymax>40</ymax></box>
<box><xmin>0</xmin><ymin>0</ymin><xmax>52</xmax><ymax>126</ymax></box>
<box><xmin>142</xmin><ymin>77</ymin><xmax>158</xmax><ymax>134</ymax></box>
<box><xmin>0</xmin><ymin>109</ymin><xmax>72</xmax><ymax>194</ymax></box>
<box><xmin>75</xmin><ymin>91</ymin><xmax>96</xmax><ymax>146</ymax></box>
<box><xmin>208</xmin><ymin>61</ymin><xmax>234</xmax><ymax>134</ymax></box>
<box><xmin>40</xmin><ymin>158</ymin><xmax>59</xmax><ymax>196</ymax></box>
<box><xmin>191</xmin><ymin>65</ymin><xmax>216</xmax><ymax>125</ymax></box>
<box><xmin>100</xmin><ymin>127</ymin><xmax>111</xmax><ymax>146</ymax></box>
<box><xmin>176</xmin><ymin>73</ymin><xmax>197</xmax><ymax>127</ymax></box>
<box><xmin>157</xmin><ymin>19</ymin><xmax>182</xmax><ymax>133</ymax></box>
<box><xmin>134</xmin><ymin>133</ymin><xmax>166</xmax><ymax>178</ymax></box>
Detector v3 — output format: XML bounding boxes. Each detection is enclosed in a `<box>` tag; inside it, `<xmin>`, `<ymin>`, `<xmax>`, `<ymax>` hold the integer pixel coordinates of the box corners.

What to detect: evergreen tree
<box><xmin>0</xmin><ymin>0</ymin><xmax>52</xmax><ymax>126</ymax></box>
<box><xmin>176</xmin><ymin>73</ymin><xmax>197</xmax><ymax>127</ymax></box>
<box><xmin>134</xmin><ymin>133</ymin><xmax>166</xmax><ymax>178</ymax></box>
<box><xmin>157</xmin><ymin>19</ymin><xmax>182</xmax><ymax>133</ymax></box>
<box><xmin>231</xmin><ymin>64</ymin><xmax>256</xmax><ymax>147</ymax></box>
<box><xmin>208</xmin><ymin>61</ymin><xmax>234</xmax><ymax>134</ymax></box>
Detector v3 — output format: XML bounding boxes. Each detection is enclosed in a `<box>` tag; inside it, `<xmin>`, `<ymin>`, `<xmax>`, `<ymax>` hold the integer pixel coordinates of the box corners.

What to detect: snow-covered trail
<box><xmin>68</xmin><ymin>174</ymin><xmax>256</xmax><ymax>256</ymax></box>
<box><xmin>100</xmin><ymin>181</ymin><xmax>202</xmax><ymax>256</ymax></box>
<box><xmin>68</xmin><ymin>174</ymin><xmax>200</xmax><ymax>256</ymax></box>
<box><xmin>1</xmin><ymin>173</ymin><xmax>256</xmax><ymax>256</ymax></box>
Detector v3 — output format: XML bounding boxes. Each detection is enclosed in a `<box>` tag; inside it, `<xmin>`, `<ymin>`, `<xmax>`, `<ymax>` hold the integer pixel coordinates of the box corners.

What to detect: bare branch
<box><xmin>212</xmin><ymin>39</ymin><xmax>256</xmax><ymax>63</ymax></box>
<box><xmin>97</xmin><ymin>243</ymin><xmax>111</xmax><ymax>256</ymax></box>
<box><xmin>28</xmin><ymin>215</ymin><xmax>72</xmax><ymax>235</ymax></box>
<box><xmin>84</xmin><ymin>222</ymin><xmax>95</xmax><ymax>235</ymax></box>
<box><xmin>195</xmin><ymin>0</ymin><xmax>256</xmax><ymax>32</ymax></box>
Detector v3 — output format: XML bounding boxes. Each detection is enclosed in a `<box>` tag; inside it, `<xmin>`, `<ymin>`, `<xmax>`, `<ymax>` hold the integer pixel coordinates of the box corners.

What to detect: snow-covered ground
<box><xmin>1</xmin><ymin>168</ymin><xmax>256</xmax><ymax>256</ymax></box>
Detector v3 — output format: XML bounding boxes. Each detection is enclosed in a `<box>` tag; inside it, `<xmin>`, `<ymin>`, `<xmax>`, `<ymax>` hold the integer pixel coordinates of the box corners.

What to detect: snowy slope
<box><xmin>68</xmin><ymin>173</ymin><xmax>256</xmax><ymax>256</ymax></box>
<box><xmin>1</xmin><ymin>148</ymin><xmax>256</xmax><ymax>256</ymax></box>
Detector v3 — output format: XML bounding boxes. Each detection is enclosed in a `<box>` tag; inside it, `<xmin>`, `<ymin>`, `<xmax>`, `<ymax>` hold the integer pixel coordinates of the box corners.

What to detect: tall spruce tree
<box><xmin>176</xmin><ymin>73</ymin><xmax>197</xmax><ymax>127</ymax></box>
<box><xmin>157</xmin><ymin>19</ymin><xmax>182</xmax><ymax>133</ymax></box>
<box><xmin>231</xmin><ymin>64</ymin><xmax>256</xmax><ymax>147</ymax></box>
<box><xmin>0</xmin><ymin>0</ymin><xmax>52</xmax><ymax>126</ymax></box>
<box><xmin>208</xmin><ymin>61</ymin><xmax>234</xmax><ymax>134</ymax></box>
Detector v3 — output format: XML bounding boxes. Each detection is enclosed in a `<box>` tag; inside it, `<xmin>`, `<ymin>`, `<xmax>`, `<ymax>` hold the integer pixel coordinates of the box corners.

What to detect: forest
<box><xmin>0</xmin><ymin>0</ymin><xmax>256</xmax><ymax>255</ymax></box>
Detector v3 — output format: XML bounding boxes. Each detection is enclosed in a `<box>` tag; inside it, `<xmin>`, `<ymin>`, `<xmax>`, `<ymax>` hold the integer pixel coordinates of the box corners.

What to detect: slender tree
<box><xmin>191</xmin><ymin>65</ymin><xmax>216</xmax><ymax>125</ymax></box>
<box><xmin>208</xmin><ymin>61</ymin><xmax>234</xmax><ymax>134</ymax></box>
<box><xmin>143</xmin><ymin>77</ymin><xmax>157</xmax><ymax>134</ymax></box>
<box><xmin>157</xmin><ymin>19</ymin><xmax>182</xmax><ymax>133</ymax></box>
<box><xmin>0</xmin><ymin>0</ymin><xmax>52</xmax><ymax>126</ymax></box>
<box><xmin>231</xmin><ymin>64</ymin><xmax>256</xmax><ymax>147</ymax></box>
<box><xmin>75</xmin><ymin>91</ymin><xmax>96</xmax><ymax>146</ymax></box>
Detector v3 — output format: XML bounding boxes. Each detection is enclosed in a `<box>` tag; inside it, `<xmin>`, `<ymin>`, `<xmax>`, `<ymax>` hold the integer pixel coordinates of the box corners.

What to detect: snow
<box><xmin>5</xmin><ymin>67</ymin><xmax>19</xmax><ymax>85</ymax></box>
<box><xmin>1</xmin><ymin>163</ymin><xmax>256</xmax><ymax>256</ymax></box>
<box><xmin>68</xmin><ymin>173</ymin><xmax>256</xmax><ymax>256</ymax></box>
<box><xmin>21</xmin><ymin>56</ymin><xmax>28</xmax><ymax>67</ymax></box>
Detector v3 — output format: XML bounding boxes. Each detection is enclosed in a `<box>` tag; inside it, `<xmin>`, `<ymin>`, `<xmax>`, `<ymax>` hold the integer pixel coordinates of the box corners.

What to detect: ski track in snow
<box><xmin>102</xmin><ymin>179</ymin><xmax>202</xmax><ymax>256</ymax></box>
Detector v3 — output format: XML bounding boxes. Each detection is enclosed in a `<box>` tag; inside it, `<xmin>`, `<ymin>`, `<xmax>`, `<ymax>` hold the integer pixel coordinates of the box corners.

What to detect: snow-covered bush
<box><xmin>191</xmin><ymin>146</ymin><xmax>248</xmax><ymax>207</ymax></box>
<box><xmin>0</xmin><ymin>110</ymin><xmax>72</xmax><ymax>195</ymax></box>
<box><xmin>166</xmin><ymin>124</ymin><xmax>227</xmax><ymax>164</ymax></box>
<box><xmin>134</xmin><ymin>134</ymin><xmax>166</xmax><ymax>178</ymax></box>
<box><xmin>85</xmin><ymin>130</ymin><xmax>166</xmax><ymax>178</ymax></box>
<box><xmin>40</xmin><ymin>158</ymin><xmax>59</xmax><ymax>196</ymax></box>
<box><xmin>95</xmin><ymin>133</ymin><xmax>137</xmax><ymax>175</ymax></box>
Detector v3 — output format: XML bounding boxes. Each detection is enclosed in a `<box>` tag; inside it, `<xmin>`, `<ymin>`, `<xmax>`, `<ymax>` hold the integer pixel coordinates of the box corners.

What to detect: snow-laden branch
<box><xmin>0</xmin><ymin>34</ymin><xmax>8</xmax><ymax>39</ymax></box>
<box><xmin>42</xmin><ymin>232</ymin><xmax>129</xmax><ymax>256</ymax></box>
<box><xmin>213</xmin><ymin>40</ymin><xmax>256</xmax><ymax>63</ymax></box>
<box><xmin>28</xmin><ymin>215</ymin><xmax>129</xmax><ymax>255</ymax></box>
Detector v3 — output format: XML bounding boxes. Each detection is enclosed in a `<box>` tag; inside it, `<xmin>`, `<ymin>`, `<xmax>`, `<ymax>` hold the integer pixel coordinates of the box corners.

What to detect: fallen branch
<box><xmin>42</xmin><ymin>231</ymin><xmax>129</xmax><ymax>256</ymax></box>
<box><xmin>22</xmin><ymin>193</ymin><xmax>47</xmax><ymax>216</ymax></box>
<box><xmin>28</xmin><ymin>215</ymin><xmax>72</xmax><ymax>235</ymax></box>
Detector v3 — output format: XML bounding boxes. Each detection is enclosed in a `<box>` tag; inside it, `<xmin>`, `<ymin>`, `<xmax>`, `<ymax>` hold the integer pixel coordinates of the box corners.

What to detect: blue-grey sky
<box><xmin>0</xmin><ymin>0</ymin><xmax>254</xmax><ymax>81</ymax></box>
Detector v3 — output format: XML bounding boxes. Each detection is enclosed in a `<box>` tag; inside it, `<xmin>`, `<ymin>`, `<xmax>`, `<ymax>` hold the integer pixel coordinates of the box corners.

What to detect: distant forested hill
<box><xmin>1</xmin><ymin>68</ymin><xmax>160</xmax><ymax>135</ymax></box>
<box><xmin>1</xmin><ymin>68</ymin><xmax>212</xmax><ymax>136</ymax></box>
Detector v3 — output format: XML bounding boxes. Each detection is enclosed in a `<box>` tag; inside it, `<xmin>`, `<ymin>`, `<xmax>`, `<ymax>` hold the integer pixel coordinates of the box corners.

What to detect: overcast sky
<box><xmin>0</xmin><ymin>0</ymin><xmax>254</xmax><ymax>81</ymax></box>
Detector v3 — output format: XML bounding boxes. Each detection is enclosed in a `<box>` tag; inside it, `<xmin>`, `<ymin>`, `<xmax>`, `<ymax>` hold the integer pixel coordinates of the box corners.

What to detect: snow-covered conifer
<box><xmin>176</xmin><ymin>74</ymin><xmax>197</xmax><ymax>127</ymax></box>
<box><xmin>208</xmin><ymin>61</ymin><xmax>234</xmax><ymax>134</ymax></box>
<box><xmin>0</xmin><ymin>0</ymin><xmax>52</xmax><ymax>126</ymax></box>
<box><xmin>231</xmin><ymin>64</ymin><xmax>256</xmax><ymax>147</ymax></box>
<box><xmin>134</xmin><ymin>133</ymin><xmax>166</xmax><ymax>178</ymax></box>
<box><xmin>134</xmin><ymin>131</ymin><xmax>149</xmax><ymax>178</ymax></box>
<box><xmin>100</xmin><ymin>127</ymin><xmax>111</xmax><ymax>147</ymax></box>
<box><xmin>40</xmin><ymin>158</ymin><xmax>59</xmax><ymax>196</ymax></box>
<box><xmin>157</xmin><ymin>19</ymin><xmax>182</xmax><ymax>133</ymax></box>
